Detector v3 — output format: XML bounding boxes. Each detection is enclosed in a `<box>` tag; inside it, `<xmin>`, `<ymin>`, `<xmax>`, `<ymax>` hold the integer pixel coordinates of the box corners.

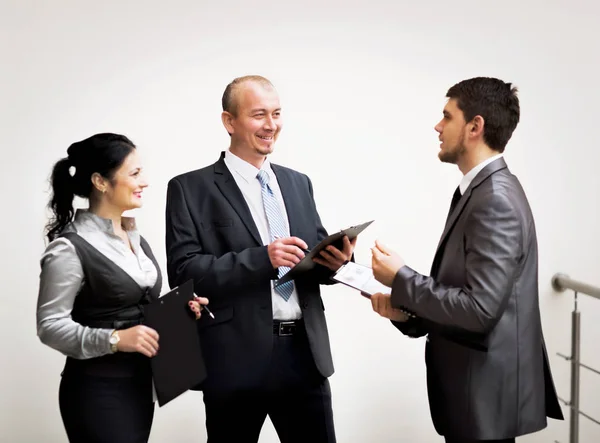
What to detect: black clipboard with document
<box><xmin>331</xmin><ymin>261</ymin><xmax>416</xmax><ymax>318</ymax></box>
<box><xmin>144</xmin><ymin>279</ymin><xmax>207</xmax><ymax>406</ymax></box>
<box><xmin>274</xmin><ymin>220</ymin><xmax>374</xmax><ymax>287</ymax></box>
<box><xmin>331</xmin><ymin>261</ymin><xmax>390</xmax><ymax>297</ymax></box>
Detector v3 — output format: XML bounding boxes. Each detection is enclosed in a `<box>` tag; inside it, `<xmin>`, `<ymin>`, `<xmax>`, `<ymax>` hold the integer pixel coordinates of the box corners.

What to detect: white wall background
<box><xmin>1</xmin><ymin>0</ymin><xmax>599</xmax><ymax>442</ymax></box>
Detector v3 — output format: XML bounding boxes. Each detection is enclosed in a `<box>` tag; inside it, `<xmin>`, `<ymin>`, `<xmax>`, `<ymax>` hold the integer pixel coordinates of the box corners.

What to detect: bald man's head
<box><xmin>222</xmin><ymin>75</ymin><xmax>275</xmax><ymax>117</ymax></box>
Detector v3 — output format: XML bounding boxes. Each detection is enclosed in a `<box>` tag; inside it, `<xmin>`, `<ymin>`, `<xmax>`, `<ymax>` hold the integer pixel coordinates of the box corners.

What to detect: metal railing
<box><xmin>551</xmin><ymin>273</ymin><xmax>600</xmax><ymax>443</ymax></box>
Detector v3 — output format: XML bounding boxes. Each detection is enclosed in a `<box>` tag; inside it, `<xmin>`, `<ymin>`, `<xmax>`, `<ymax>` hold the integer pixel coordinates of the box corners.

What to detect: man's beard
<box><xmin>438</xmin><ymin>135</ymin><xmax>466</xmax><ymax>164</ymax></box>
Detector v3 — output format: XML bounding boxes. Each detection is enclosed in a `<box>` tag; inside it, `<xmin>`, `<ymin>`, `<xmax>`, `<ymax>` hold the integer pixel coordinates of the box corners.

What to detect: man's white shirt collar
<box><xmin>459</xmin><ymin>153</ymin><xmax>503</xmax><ymax>195</ymax></box>
<box><xmin>225</xmin><ymin>149</ymin><xmax>274</xmax><ymax>184</ymax></box>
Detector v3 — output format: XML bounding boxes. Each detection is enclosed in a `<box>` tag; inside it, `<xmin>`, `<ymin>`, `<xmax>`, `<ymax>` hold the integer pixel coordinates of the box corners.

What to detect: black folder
<box><xmin>332</xmin><ymin>261</ymin><xmax>396</xmax><ymax>297</ymax></box>
<box><xmin>331</xmin><ymin>261</ymin><xmax>417</xmax><ymax>319</ymax></box>
<box><xmin>274</xmin><ymin>220</ymin><xmax>374</xmax><ymax>287</ymax></box>
<box><xmin>144</xmin><ymin>279</ymin><xmax>207</xmax><ymax>406</ymax></box>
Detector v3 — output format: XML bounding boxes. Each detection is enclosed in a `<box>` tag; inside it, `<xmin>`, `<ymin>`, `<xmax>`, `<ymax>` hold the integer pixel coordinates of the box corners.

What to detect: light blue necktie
<box><xmin>257</xmin><ymin>169</ymin><xmax>294</xmax><ymax>301</ymax></box>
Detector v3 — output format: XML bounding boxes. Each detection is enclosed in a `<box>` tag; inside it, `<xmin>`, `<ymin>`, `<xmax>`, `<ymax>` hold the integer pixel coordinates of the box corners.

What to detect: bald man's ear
<box><xmin>222</xmin><ymin>111</ymin><xmax>235</xmax><ymax>135</ymax></box>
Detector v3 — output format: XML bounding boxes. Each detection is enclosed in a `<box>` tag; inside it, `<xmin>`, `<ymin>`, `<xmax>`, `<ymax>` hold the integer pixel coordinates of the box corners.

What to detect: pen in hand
<box><xmin>193</xmin><ymin>293</ymin><xmax>215</xmax><ymax>319</ymax></box>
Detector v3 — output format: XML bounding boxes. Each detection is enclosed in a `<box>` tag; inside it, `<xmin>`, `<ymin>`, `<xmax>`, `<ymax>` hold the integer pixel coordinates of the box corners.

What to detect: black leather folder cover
<box><xmin>274</xmin><ymin>220</ymin><xmax>374</xmax><ymax>287</ymax></box>
<box><xmin>144</xmin><ymin>279</ymin><xmax>207</xmax><ymax>406</ymax></box>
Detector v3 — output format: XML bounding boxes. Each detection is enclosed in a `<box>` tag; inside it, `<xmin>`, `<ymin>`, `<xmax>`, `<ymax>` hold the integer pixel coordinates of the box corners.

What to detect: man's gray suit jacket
<box><xmin>391</xmin><ymin>158</ymin><xmax>564</xmax><ymax>440</ymax></box>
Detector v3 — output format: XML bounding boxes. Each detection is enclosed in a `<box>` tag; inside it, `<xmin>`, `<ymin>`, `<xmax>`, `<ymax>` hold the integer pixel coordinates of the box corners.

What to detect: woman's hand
<box><xmin>189</xmin><ymin>295</ymin><xmax>210</xmax><ymax>319</ymax></box>
<box><xmin>117</xmin><ymin>325</ymin><xmax>159</xmax><ymax>357</ymax></box>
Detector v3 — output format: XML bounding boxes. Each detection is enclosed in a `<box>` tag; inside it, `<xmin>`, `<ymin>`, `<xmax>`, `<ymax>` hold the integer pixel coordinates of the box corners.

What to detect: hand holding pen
<box><xmin>189</xmin><ymin>293</ymin><xmax>215</xmax><ymax>319</ymax></box>
<box><xmin>267</xmin><ymin>236</ymin><xmax>308</xmax><ymax>269</ymax></box>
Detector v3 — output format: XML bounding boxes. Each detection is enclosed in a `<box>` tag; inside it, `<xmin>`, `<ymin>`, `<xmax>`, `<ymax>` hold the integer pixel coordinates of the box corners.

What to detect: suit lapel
<box><xmin>431</xmin><ymin>158</ymin><xmax>508</xmax><ymax>275</ymax></box>
<box><xmin>271</xmin><ymin>164</ymin><xmax>300</xmax><ymax>237</ymax></box>
<box><xmin>213</xmin><ymin>153</ymin><xmax>263</xmax><ymax>246</ymax></box>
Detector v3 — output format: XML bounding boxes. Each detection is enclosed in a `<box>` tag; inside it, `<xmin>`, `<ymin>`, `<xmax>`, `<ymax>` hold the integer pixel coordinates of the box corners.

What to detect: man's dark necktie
<box><xmin>446</xmin><ymin>186</ymin><xmax>462</xmax><ymax>222</ymax></box>
<box><xmin>432</xmin><ymin>186</ymin><xmax>463</xmax><ymax>277</ymax></box>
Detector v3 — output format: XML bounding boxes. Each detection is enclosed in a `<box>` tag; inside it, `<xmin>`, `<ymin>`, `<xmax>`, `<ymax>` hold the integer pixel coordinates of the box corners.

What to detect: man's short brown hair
<box><xmin>446</xmin><ymin>77</ymin><xmax>520</xmax><ymax>153</ymax></box>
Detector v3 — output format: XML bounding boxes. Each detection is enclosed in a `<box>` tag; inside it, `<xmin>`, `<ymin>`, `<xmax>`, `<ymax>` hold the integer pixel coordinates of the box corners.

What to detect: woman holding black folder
<box><xmin>36</xmin><ymin>133</ymin><xmax>207</xmax><ymax>443</ymax></box>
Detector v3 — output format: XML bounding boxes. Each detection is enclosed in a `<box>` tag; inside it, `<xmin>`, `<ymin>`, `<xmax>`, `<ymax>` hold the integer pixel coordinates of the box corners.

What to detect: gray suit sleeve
<box><xmin>36</xmin><ymin>238</ymin><xmax>112</xmax><ymax>359</ymax></box>
<box><xmin>391</xmin><ymin>317</ymin><xmax>428</xmax><ymax>338</ymax></box>
<box><xmin>390</xmin><ymin>191</ymin><xmax>522</xmax><ymax>334</ymax></box>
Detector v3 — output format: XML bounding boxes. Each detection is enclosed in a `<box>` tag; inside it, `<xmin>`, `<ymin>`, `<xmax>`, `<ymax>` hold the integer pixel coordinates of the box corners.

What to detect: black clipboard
<box><xmin>144</xmin><ymin>279</ymin><xmax>207</xmax><ymax>406</ymax></box>
<box><xmin>331</xmin><ymin>261</ymin><xmax>416</xmax><ymax>318</ymax></box>
<box><xmin>274</xmin><ymin>220</ymin><xmax>374</xmax><ymax>287</ymax></box>
<box><xmin>331</xmin><ymin>261</ymin><xmax>390</xmax><ymax>297</ymax></box>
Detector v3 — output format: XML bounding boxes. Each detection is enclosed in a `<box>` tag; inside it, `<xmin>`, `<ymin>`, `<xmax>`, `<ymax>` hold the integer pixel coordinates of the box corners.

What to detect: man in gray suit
<box><xmin>369</xmin><ymin>77</ymin><xmax>564</xmax><ymax>443</ymax></box>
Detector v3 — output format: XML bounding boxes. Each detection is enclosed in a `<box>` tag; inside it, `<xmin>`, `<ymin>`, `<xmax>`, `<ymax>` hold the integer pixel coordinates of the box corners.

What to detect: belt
<box><xmin>273</xmin><ymin>319</ymin><xmax>303</xmax><ymax>336</ymax></box>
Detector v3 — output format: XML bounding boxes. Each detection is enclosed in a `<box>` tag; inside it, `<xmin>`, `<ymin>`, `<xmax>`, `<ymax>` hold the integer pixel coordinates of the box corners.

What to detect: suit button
<box><xmin>301</xmin><ymin>301</ymin><xmax>308</xmax><ymax>309</ymax></box>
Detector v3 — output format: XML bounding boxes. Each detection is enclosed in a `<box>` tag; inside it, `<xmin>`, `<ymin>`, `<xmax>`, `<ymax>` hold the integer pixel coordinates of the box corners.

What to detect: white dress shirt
<box><xmin>224</xmin><ymin>150</ymin><xmax>302</xmax><ymax>320</ymax></box>
<box><xmin>458</xmin><ymin>153</ymin><xmax>504</xmax><ymax>195</ymax></box>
